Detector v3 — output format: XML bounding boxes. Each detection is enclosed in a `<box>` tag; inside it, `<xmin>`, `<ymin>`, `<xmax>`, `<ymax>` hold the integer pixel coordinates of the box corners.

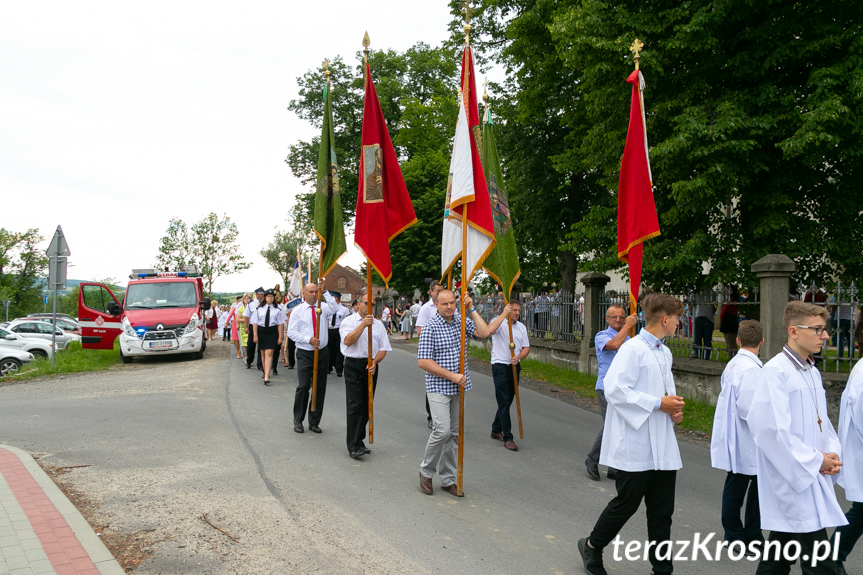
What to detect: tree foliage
<box><xmin>155</xmin><ymin>214</ymin><xmax>252</xmax><ymax>294</ymax></box>
<box><xmin>260</xmin><ymin>214</ymin><xmax>319</xmax><ymax>289</ymax></box>
<box><xmin>286</xmin><ymin>44</ymin><xmax>459</xmax><ymax>294</ymax></box>
<box><xmin>0</xmin><ymin>228</ymin><xmax>48</xmax><ymax>318</ymax></box>
<box><xmin>464</xmin><ymin>0</ymin><xmax>863</xmax><ymax>292</ymax></box>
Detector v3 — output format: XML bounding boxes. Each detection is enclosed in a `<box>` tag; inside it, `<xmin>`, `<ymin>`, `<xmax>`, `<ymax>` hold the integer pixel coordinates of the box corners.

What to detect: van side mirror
<box><xmin>107</xmin><ymin>301</ymin><xmax>121</xmax><ymax>316</ymax></box>
<box><xmin>201</xmin><ymin>298</ymin><xmax>212</xmax><ymax>311</ymax></box>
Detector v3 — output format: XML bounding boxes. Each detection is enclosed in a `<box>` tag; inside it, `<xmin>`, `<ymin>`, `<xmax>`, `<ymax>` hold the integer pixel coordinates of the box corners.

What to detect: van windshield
<box><xmin>126</xmin><ymin>282</ymin><xmax>197</xmax><ymax>309</ymax></box>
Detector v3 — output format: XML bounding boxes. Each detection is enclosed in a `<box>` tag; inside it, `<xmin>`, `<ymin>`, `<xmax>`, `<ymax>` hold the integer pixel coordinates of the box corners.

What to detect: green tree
<box><xmin>462</xmin><ymin>0</ymin><xmax>862</xmax><ymax>292</ymax></box>
<box><xmin>287</xmin><ymin>43</ymin><xmax>459</xmax><ymax>294</ymax></box>
<box><xmin>260</xmin><ymin>213</ymin><xmax>319</xmax><ymax>289</ymax></box>
<box><xmin>444</xmin><ymin>0</ymin><xmax>596</xmax><ymax>294</ymax></box>
<box><xmin>545</xmin><ymin>0</ymin><xmax>862</xmax><ymax>290</ymax></box>
<box><xmin>154</xmin><ymin>218</ymin><xmax>191</xmax><ymax>272</ymax></box>
<box><xmin>0</xmin><ymin>228</ymin><xmax>48</xmax><ymax>318</ymax></box>
<box><xmin>155</xmin><ymin>214</ymin><xmax>252</xmax><ymax>294</ymax></box>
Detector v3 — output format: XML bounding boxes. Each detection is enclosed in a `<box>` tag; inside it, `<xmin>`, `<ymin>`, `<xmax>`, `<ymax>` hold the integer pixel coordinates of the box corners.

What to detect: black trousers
<box><xmin>344</xmin><ymin>357</ymin><xmax>378</xmax><ymax>453</ymax></box>
<box><xmin>721</xmin><ymin>472</ymin><xmax>762</xmax><ymax>544</ymax></box>
<box><xmin>287</xmin><ymin>337</ymin><xmax>296</xmax><ymax>367</ymax></box>
<box><xmin>589</xmin><ymin>469</ymin><xmax>677</xmax><ymax>574</ymax></box>
<box><xmin>246</xmin><ymin>330</ymin><xmax>262</xmax><ymax>369</ymax></box>
<box><xmin>328</xmin><ymin>327</ymin><xmax>344</xmax><ymax>374</ymax></box>
<box><xmin>491</xmin><ymin>363</ymin><xmax>520</xmax><ymax>442</ymax></box>
<box><xmin>755</xmin><ymin>528</ymin><xmax>839</xmax><ymax>574</ymax></box>
<box><xmin>293</xmin><ymin>347</ymin><xmax>329</xmax><ymax>426</ymax></box>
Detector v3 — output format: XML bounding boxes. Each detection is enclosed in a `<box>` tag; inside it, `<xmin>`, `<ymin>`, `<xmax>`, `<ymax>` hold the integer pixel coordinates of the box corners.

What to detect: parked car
<box><xmin>27</xmin><ymin>312</ymin><xmax>78</xmax><ymax>323</ymax></box>
<box><xmin>13</xmin><ymin>316</ymin><xmax>81</xmax><ymax>336</ymax></box>
<box><xmin>0</xmin><ymin>326</ymin><xmax>54</xmax><ymax>359</ymax></box>
<box><xmin>0</xmin><ymin>348</ymin><xmax>35</xmax><ymax>377</ymax></box>
<box><xmin>5</xmin><ymin>320</ymin><xmax>78</xmax><ymax>350</ymax></box>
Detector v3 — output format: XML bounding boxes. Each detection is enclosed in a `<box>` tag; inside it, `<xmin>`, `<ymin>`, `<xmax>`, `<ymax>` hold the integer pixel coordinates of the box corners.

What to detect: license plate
<box><xmin>147</xmin><ymin>340</ymin><xmax>176</xmax><ymax>349</ymax></box>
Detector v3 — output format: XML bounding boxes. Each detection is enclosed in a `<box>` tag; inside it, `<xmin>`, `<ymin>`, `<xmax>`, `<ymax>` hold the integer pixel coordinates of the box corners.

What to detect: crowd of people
<box><xmin>203</xmin><ymin>279</ymin><xmax>862</xmax><ymax>574</ymax></box>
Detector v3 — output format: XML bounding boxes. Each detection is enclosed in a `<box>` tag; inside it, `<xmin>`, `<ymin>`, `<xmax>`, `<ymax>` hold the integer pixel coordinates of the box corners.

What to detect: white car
<box><xmin>0</xmin><ymin>326</ymin><xmax>54</xmax><ymax>359</ymax></box>
<box><xmin>5</xmin><ymin>319</ymin><xmax>79</xmax><ymax>350</ymax></box>
<box><xmin>0</xmin><ymin>348</ymin><xmax>35</xmax><ymax>377</ymax></box>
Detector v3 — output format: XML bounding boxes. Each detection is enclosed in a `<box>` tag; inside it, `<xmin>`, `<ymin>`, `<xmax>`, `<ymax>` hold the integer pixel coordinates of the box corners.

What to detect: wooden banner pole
<box><xmin>508</xmin><ymin>315</ymin><xmax>524</xmax><ymax>439</ymax></box>
<box><xmin>312</xmin><ymin>250</ymin><xmax>323</xmax><ymax>411</ymax></box>
<box><xmin>367</xmin><ymin>262</ymin><xmax>375</xmax><ymax>444</ymax></box>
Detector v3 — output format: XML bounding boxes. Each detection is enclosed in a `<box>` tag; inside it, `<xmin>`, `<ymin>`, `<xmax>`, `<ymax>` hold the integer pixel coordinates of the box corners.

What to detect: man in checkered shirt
<box><xmin>417</xmin><ymin>288</ymin><xmax>505</xmax><ymax>496</ymax></box>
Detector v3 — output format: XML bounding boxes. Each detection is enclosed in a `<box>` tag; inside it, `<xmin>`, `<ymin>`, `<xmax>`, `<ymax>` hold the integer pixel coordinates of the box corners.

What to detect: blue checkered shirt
<box><xmin>417</xmin><ymin>312</ymin><xmax>476</xmax><ymax>395</ymax></box>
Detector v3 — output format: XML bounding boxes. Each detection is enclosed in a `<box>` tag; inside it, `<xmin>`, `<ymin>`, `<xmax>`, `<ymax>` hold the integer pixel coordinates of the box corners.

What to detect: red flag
<box><xmin>355</xmin><ymin>61</ymin><xmax>417</xmax><ymax>284</ymax></box>
<box><xmin>441</xmin><ymin>46</ymin><xmax>496</xmax><ymax>280</ymax></box>
<box><xmin>617</xmin><ymin>69</ymin><xmax>660</xmax><ymax>304</ymax></box>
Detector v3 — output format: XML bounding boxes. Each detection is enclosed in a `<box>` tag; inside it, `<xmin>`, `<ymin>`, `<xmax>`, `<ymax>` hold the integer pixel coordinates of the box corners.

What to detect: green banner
<box><xmin>481</xmin><ymin>108</ymin><xmax>521</xmax><ymax>301</ymax></box>
<box><xmin>314</xmin><ymin>82</ymin><xmax>347</xmax><ymax>278</ymax></box>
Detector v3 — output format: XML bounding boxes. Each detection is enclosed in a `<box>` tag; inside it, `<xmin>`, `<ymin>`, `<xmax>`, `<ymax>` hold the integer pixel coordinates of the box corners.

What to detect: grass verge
<box><xmin>467</xmin><ymin>345</ymin><xmax>715</xmax><ymax>435</ymax></box>
<box><xmin>2</xmin><ymin>341</ymin><xmax>122</xmax><ymax>384</ymax></box>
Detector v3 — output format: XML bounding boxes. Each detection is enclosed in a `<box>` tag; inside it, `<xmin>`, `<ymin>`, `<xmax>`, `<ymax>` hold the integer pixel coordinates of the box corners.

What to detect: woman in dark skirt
<box><xmin>252</xmin><ymin>289</ymin><xmax>286</xmax><ymax>385</ymax></box>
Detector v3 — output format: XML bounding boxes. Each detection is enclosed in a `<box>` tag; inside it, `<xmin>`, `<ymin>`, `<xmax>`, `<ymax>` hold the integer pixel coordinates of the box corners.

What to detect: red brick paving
<box><xmin>0</xmin><ymin>447</ymin><xmax>101</xmax><ymax>575</ymax></box>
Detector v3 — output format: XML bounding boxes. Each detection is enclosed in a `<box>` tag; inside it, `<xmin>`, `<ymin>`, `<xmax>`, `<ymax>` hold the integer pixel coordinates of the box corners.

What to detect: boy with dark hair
<box><xmin>578</xmin><ymin>293</ymin><xmax>685</xmax><ymax>575</ymax></box>
<box><xmin>711</xmin><ymin>319</ymin><xmax>765</xmax><ymax>547</ymax></box>
<box><xmin>746</xmin><ymin>301</ymin><xmax>846</xmax><ymax>574</ymax></box>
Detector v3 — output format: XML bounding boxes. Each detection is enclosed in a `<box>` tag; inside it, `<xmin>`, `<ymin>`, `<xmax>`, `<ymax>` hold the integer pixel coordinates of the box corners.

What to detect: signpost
<box><xmin>1</xmin><ymin>299</ymin><xmax>9</xmax><ymax>322</ymax></box>
<box><xmin>45</xmin><ymin>226</ymin><xmax>70</xmax><ymax>368</ymax></box>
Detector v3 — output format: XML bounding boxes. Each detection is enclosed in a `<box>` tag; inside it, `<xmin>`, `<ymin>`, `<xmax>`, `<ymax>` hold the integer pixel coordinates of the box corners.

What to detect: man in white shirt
<box><xmin>710</xmin><ymin>319</ymin><xmax>764</xmax><ymax>547</ymax></box>
<box><xmin>578</xmin><ymin>293</ymin><xmax>685</xmax><ymax>575</ymax></box>
<box><xmin>745</xmin><ymin>301</ymin><xmax>846</xmax><ymax>573</ymax></box>
<box><xmin>832</xmin><ymin>360</ymin><xmax>863</xmax><ymax>575</ymax></box>
<box><xmin>326</xmin><ymin>291</ymin><xmax>351</xmax><ymax>377</ymax></box>
<box><xmin>243</xmin><ymin>287</ymin><xmax>265</xmax><ymax>370</ymax></box>
<box><xmin>487</xmin><ymin>301</ymin><xmax>527</xmax><ymax>451</ymax></box>
<box><xmin>287</xmin><ymin>280</ymin><xmax>340</xmax><ymax>434</ymax></box>
<box><xmin>410</xmin><ymin>299</ymin><xmax>422</xmax><ymax>338</ymax></box>
<box><xmin>339</xmin><ymin>293</ymin><xmax>392</xmax><ymax>459</ymax></box>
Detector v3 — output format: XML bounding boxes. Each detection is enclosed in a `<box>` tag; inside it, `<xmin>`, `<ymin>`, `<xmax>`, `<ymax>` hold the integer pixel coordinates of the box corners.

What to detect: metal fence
<box><xmin>799</xmin><ymin>281</ymin><xmax>860</xmax><ymax>373</ymax></box>
<box><xmin>475</xmin><ymin>291</ymin><xmax>584</xmax><ymax>344</ymax></box>
<box><xmin>478</xmin><ymin>282</ymin><xmax>861</xmax><ymax>372</ymax></box>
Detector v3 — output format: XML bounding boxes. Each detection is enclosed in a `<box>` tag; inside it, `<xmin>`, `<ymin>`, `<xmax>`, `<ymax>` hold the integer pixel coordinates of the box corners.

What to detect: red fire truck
<box><xmin>78</xmin><ymin>267</ymin><xmax>211</xmax><ymax>363</ymax></box>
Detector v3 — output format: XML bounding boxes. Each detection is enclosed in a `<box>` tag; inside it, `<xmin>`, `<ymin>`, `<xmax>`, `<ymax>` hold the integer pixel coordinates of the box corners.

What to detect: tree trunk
<box><xmin>560</xmin><ymin>251</ymin><xmax>578</xmax><ymax>295</ymax></box>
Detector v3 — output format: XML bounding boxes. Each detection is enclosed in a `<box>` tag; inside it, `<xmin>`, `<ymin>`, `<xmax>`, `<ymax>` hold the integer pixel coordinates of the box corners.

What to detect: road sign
<box><xmin>44</xmin><ymin>295</ymin><xmax>48</xmax><ymax>304</ymax></box>
<box><xmin>46</xmin><ymin>225</ymin><xmax>71</xmax><ymax>257</ymax></box>
<box><xmin>48</xmin><ymin>256</ymin><xmax>68</xmax><ymax>291</ymax></box>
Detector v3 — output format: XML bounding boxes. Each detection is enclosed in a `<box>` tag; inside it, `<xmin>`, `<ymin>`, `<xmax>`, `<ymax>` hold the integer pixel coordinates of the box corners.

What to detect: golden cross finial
<box><xmin>630</xmin><ymin>38</ymin><xmax>644</xmax><ymax>70</ymax></box>
<box><xmin>462</xmin><ymin>0</ymin><xmax>473</xmax><ymax>45</ymax></box>
<box><xmin>322</xmin><ymin>58</ymin><xmax>331</xmax><ymax>82</ymax></box>
<box><xmin>462</xmin><ymin>0</ymin><xmax>474</xmax><ymax>23</ymax></box>
<box><xmin>482</xmin><ymin>77</ymin><xmax>489</xmax><ymax>105</ymax></box>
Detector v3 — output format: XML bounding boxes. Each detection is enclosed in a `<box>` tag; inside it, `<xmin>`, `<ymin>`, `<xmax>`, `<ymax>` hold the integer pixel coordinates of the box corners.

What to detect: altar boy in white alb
<box><xmin>578</xmin><ymin>293</ymin><xmax>685</xmax><ymax>575</ymax></box>
<box><xmin>831</xmin><ymin>359</ymin><xmax>863</xmax><ymax>575</ymax></box>
<box><xmin>710</xmin><ymin>319</ymin><xmax>764</xmax><ymax>546</ymax></box>
<box><xmin>745</xmin><ymin>301</ymin><xmax>846</xmax><ymax>574</ymax></box>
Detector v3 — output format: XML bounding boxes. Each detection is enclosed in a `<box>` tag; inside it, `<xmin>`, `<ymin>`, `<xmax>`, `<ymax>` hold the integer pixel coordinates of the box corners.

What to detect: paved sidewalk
<box><xmin>0</xmin><ymin>444</ymin><xmax>124</xmax><ymax>575</ymax></box>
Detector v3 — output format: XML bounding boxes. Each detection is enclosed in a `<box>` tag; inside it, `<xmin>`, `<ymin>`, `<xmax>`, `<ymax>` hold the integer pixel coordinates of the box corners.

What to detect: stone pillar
<box><xmin>751</xmin><ymin>254</ymin><xmax>796</xmax><ymax>360</ymax></box>
<box><xmin>580</xmin><ymin>273</ymin><xmax>611</xmax><ymax>373</ymax></box>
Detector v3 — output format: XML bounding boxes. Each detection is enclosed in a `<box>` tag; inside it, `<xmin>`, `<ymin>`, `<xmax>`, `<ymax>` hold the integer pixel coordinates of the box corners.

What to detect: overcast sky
<box><xmin>1</xmin><ymin>1</ymin><xmax>482</xmax><ymax>293</ymax></box>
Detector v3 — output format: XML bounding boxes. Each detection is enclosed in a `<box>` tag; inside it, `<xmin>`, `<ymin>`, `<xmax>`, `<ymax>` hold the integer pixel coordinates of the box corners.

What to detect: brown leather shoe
<box><xmin>419</xmin><ymin>472</ymin><xmax>433</xmax><ymax>495</ymax></box>
<box><xmin>442</xmin><ymin>483</ymin><xmax>463</xmax><ymax>497</ymax></box>
<box><xmin>490</xmin><ymin>432</ymin><xmax>504</xmax><ymax>441</ymax></box>
<box><xmin>504</xmin><ymin>440</ymin><xmax>519</xmax><ymax>451</ymax></box>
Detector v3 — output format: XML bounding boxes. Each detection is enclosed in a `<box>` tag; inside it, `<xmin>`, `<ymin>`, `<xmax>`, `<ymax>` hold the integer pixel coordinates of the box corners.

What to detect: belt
<box><xmin>344</xmin><ymin>356</ymin><xmax>370</xmax><ymax>362</ymax></box>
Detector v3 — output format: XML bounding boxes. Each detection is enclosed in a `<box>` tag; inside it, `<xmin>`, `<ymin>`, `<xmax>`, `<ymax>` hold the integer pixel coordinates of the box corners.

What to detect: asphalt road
<box><xmin>0</xmin><ymin>338</ymin><xmax>859</xmax><ymax>574</ymax></box>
